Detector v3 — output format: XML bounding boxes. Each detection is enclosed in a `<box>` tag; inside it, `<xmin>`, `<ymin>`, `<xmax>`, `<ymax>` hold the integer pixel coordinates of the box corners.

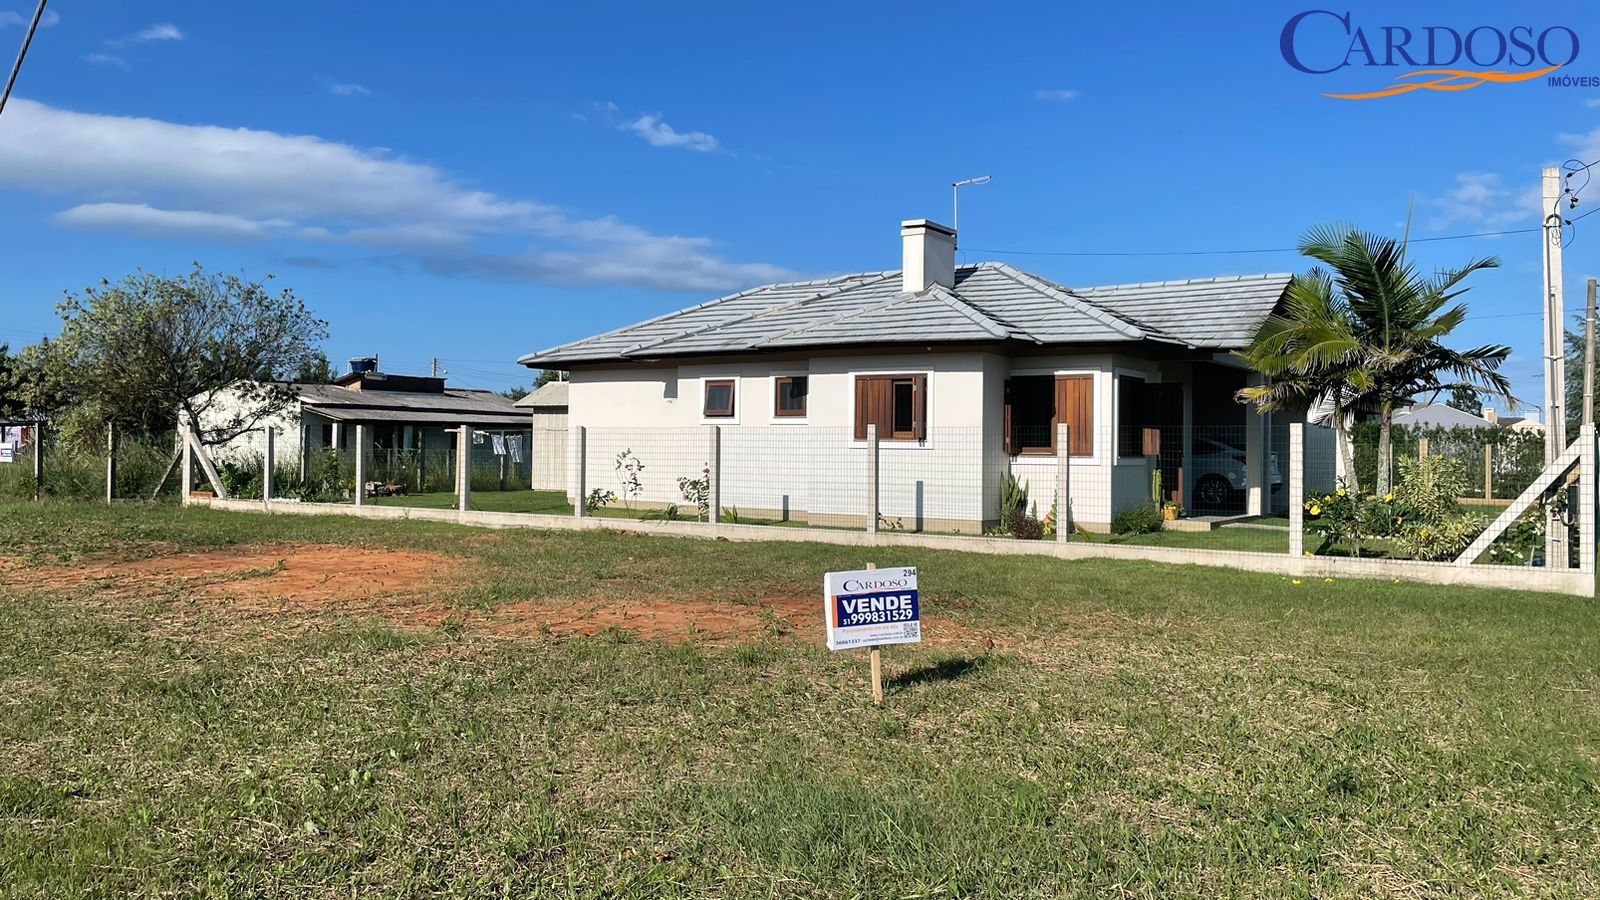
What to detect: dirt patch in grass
<box><xmin>0</xmin><ymin>543</ymin><xmax>462</xmax><ymax>610</ymax></box>
<box><xmin>0</xmin><ymin>545</ymin><xmax>1001</xmax><ymax>651</ymax></box>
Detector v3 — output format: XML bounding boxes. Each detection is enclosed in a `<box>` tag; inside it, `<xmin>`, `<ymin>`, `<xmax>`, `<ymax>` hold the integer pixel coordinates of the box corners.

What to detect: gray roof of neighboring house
<box><xmin>514</xmin><ymin>380</ymin><xmax>569</xmax><ymax>409</ymax></box>
<box><xmin>518</xmin><ymin>264</ymin><xmax>1293</xmax><ymax>366</ymax></box>
<box><xmin>293</xmin><ymin>383</ymin><xmax>527</xmax><ymax>425</ymax></box>
<box><xmin>1392</xmin><ymin>402</ymin><xmax>1495</xmax><ymax>429</ymax></box>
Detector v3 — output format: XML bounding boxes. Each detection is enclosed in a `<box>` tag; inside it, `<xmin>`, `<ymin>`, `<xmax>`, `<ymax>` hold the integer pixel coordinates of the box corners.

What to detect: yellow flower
<box><xmin>1309</xmin><ymin>505</ymin><xmax>1321</xmax><ymax>516</ymax></box>
<box><xmin>1323</xmin><ymin>577</ymin><xmax>1334</xmax><ymax>583</ymax></box>
<box><xmin>1384</xmin><ymin>492</ymin><xmax>1394</xmax><ymax>502</ymax></box>
<box><xmin>1291</xmin><ymin>579</ymin><xmax>1302</xmax><ymax>585</ymax></box>
<box><xmin>1304</xmin><ymin>550</ymin><xmax>1315</xmax><ymax>557</ymax></box>
<box><xmin>1337</xmin><ymin>488</ymin><xmax>1347</xmax><ymax>497</ymax></box>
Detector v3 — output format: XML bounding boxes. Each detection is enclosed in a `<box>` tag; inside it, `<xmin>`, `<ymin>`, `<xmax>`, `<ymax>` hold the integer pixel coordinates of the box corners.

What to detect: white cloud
<box><xmin>0</xmin><ymin>8</ymin><xmax>58</xmax><ymax>27</ymax></box>
<box><xmin>1033</xmin><ymin>89</ymin><xmax>1080</xmax><ymax>102</ymax></box>
<box><xmin>1428</xmin><ymin>172</ymin><xmax>1538</xmax><ymax>230</ymax></box>
<box><xmin>622</xmin><ymin>113</ymin><xmax>721</xmax><ymax>153</ymax></box>
<box><xmin>329</xmin><ymin>82</ymin><xmax>370</xmax><ymax>97</ymax></box>
<box><xmin>82</xmin><ymin>53</ymin><xmax>129</xmax><ymax>70</ymax></box>
<box><xmin>0</xmin><ymin>99</ymin><xmax>792</xmax><ymax>292</ymax></box>
<box><xmin>55</xmin><ymin>203</ymin><xmax>283</xmax><ymax>241</ymax></box>
<box><xmin>1586</xmin><ymin>98</ymin><xmax>1600</xmax><ymax>109</ymax></box>
<box><xmin>107</xmin><ymin>23</ymin><xmax>183</xmax><ymax>46</ymax></box>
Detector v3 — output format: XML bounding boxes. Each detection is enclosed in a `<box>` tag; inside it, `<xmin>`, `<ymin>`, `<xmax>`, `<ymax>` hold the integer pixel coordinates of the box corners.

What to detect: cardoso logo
<box><xmin>1281</xmin><ymin>10</ymin><xmax>1580</xmax><ymax>99</ymax></box>
<box><xmin>840</xmin><ymin>577</ymin><xmax>911</xmax><ymax>592</ymax></box>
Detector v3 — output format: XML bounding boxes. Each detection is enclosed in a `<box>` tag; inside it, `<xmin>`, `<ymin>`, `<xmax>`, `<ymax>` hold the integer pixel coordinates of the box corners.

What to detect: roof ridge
<box><xmin>1076</xmin><ymin>273</ymin><xmax>1294</xmax><ymax>291</ymax></box>
<box><xmin>623</xmin><ymin>272</ymin><xmax>899</xmax><ymax>357</ymax></box>
<box><xmin>515</xmin><ymin>270</ymin><xmax>887</xmax><ymax>364</ymax></box>
<box><xmin>982</xmin><ymin>263</ymin><xmax>1149</xmax><ymax>340</ymax></box>
<box><xmin>920</xmin><ymin>284</ymin><xmax>1014</xmax><ymax>340</ymax></box>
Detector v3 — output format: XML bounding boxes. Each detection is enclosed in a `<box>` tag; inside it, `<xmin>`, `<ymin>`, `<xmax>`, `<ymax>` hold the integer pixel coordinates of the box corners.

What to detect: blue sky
<box><xmin>1</xmin><ymin>1</ymin><xmax>1598</xmax><ymax>415</ymax></box>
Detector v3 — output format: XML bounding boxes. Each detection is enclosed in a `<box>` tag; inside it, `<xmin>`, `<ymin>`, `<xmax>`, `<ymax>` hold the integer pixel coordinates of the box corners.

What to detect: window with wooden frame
<box><xmin>774</xmin><ymin>375</ymin><xmax>808</xmax><ymax>417</ymax></box>
<box><xmin>702</xmin><ymin>379</ymin><xmax>735</xmax><ymax>418</ymax></box>
<box><xmin>1003</xmin><ymin>374</ymin><xmax>1093</xmax><ymax>457</ymax></box>
<box><xmin>853</xmin><ymin>374</ymin><xmax>926</xmax><ymax>441</ymax></box>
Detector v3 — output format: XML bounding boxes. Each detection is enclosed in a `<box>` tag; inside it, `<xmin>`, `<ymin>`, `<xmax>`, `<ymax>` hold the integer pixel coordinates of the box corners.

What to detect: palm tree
<box><xmin>1236</xmin><ymin>269</ymin><xmax>1371</xmax><ymax>491</ymax></box>
<box><xmin>1238</xmin><ymin>223</ymin><xmax>1513</xmax><ymax>494</ymax></box>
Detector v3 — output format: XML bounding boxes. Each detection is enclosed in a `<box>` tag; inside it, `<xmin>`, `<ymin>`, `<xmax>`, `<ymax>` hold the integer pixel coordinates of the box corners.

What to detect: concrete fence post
<box><xmin>353</xmin><ymin>424</ymin><xmax>368</xmax><ymax>507</ymax></box>
<box><xmin>180</xmin><ymin>432</ymin><xmax>193</xmax><ymax>505</ymax></box>
<box><xmin>1580</xmin><ymin>423</ymin><xmax>1595</xmax><ymax>575</ymax></box>
<box><xmin>1418</xmin><ymin>437</ymin><xmax>1429</xmax><ymax>459</ymax></box>
<box><xmin>1484</xmin><ymin>445</ymin><xmax>1494</xmax><ymax>500</ymax></box>
<box><xmin>707</xmin><ymin>424</ymin><xmax>721</xmax><ymax>525</ymax></box>
<box><xmin>1056</xmin><ymin>423</ymin><xmax>1071</xmax><ymax>542</ymax></box>
<box><xmin>867</xmin><ymin>424</ymin><xmax>880</xmax><ymax>535</ymax></box>
<box><xmin>1288</xmin><ymin>422</ymin><xmax>1305</xmax><ymax>559</ymax></box>
<box><xmin>32</xmin><ymin>421</ymin><xmax>44</xmax><ymax>501</ymax></box>
<box><xmin>456</xmin><ymin>426</ymin><xmax>471</xmax><ymax>513</ymax></box>
<box><xmin>572</xmin><ymin>425</ymin><xmax>587</xmax><ymax>518</ymax></box>
<box><xmin>263</xmin><ymin>427</ymin><xmax>275</xmax><ymax>505</ymax></box>
<box><xmin>105</xmin><ymin>421</ymin><xmax>118</xmax><ymax>505</ymax></box>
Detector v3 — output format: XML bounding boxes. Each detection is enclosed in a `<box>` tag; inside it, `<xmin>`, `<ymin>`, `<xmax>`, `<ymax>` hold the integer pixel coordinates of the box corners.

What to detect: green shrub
<box><xmin>1002</xmin><ymin>507</ymin><xmax>1044</xmax><ymax>540</ymax></box>
<box><xmin>1112</xmin><ymin>504</ymin><xmax>1162</xmax><ymax>535</ymax></box>
<box><xmin>998</xmin><ymin>472</ymin><xmax>1028</xmax><ymax>519</ymax></box>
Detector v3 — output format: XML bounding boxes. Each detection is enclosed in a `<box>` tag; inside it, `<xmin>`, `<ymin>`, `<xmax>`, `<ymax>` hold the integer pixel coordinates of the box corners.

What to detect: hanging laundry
<box><xmin>472</xmin><ymin>430</ymin><xmax>485</xmax><ymax>444</ymax></box>
<box><xmin>491</xmin><ymin>434</ymin><xmax>507</xmax><ymax>455</ymax></box>
<box><xmin>508</xmin><ymin>435</ymin><xmax>524</xmax><ymax>463</ymax></box>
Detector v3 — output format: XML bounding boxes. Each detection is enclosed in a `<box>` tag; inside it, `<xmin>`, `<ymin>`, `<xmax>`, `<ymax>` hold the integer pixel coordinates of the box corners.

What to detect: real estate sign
<box><xmin>823</xmin><ymin>566</ymin><xmax>920</xmax><ymax>650</ymax></box>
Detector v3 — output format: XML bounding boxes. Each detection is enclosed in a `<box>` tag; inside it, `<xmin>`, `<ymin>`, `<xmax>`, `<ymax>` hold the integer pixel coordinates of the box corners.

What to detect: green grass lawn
<box><xmin>2</xmin><ymin>501</ymin><xmax>1598</xmax><ymax>897</ymax></box>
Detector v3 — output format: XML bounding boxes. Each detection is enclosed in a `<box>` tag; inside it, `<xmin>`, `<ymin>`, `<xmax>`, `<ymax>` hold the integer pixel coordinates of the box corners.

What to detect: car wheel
<box><xmin>1195</xmin><ymin>475</ymin><xmax>1232</xmax><ymax>510</ymax></box>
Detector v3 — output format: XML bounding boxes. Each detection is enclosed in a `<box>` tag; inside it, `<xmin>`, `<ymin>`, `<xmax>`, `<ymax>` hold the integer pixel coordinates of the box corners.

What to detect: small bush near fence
<box><xmin>1351</xmin><ymin>422</ymin><xmax>1543</xmax><ymax>499</ymax></box>
<box><xmin>1306</xmin><ymin>452</ymin><xmax>1569</xmax><ymax>565</ymax></box>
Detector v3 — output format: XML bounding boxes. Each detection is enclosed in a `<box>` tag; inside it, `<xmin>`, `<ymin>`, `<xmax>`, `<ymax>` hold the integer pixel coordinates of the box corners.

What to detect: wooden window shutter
<box><xmin>1002</xmin><ymin>379</ymin><xmax>1014</xmax><ymax>455</ymax></box>
<box><xmin>854</xmin><ymin>376</ymin><xmax>870</xmax><ymax>440</ymax></box>
<box><xmin>912</xmin><ymin>374</ymin><xmax>927</xmax><ymax>441</ymax></box>
<box><xmin>1054</xmin><ymin>375</ymin><xmax>1094</xmax><ymax>457</ymax></box>
<box><xmin>854</xmin><ymin>376</ymin><xmax>895</xmax><ymax>440</ymax></box>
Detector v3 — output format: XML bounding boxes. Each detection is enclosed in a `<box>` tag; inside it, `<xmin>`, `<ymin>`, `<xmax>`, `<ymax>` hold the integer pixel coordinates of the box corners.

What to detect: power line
<box><xmin>0</xmin><ymin>0</ymin><xmax>48</xmax><ymax>120</ymax></box>
<box><xmin>962</xmin><ymin>226</ymin><xmax>1541</xmax><ymax>259</ymax></box>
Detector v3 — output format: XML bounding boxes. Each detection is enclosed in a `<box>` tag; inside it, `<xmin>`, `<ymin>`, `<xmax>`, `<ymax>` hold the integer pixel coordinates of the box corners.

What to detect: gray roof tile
<box><xmin>519</xmin><ymin>264</ymin><xmax>1292</xmax><ymax>365</ymax></box>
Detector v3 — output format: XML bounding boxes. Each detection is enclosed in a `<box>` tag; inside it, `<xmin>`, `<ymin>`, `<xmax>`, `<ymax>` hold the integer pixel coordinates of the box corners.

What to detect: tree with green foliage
<box><xmin>24</xmin><ymin>266</ymin><xmax>329</xmax><ymax>447</ymax></box>
<box><xmin>1446</xmin><ymin>385</ymin><xmax>1482</xmax><ymax>415</ymax></box>
<box><xmin>499</xmin><ymin>385</ymin><xmax>530</xmax><ymax>402</ymax></box>
<box><xmin>534</xmin><ymin>369</ymin><xmax>567</xmax><ymax>388</ymax></box>
<box><xmin>291</xmin><ymin>350</ymin><xmax>338</xmax><ymax>385</ymax></box>
<box><xmin>1238</xmin><ymin>224</ymin><xmax>1512</xmax><ymax>494</ymax></box>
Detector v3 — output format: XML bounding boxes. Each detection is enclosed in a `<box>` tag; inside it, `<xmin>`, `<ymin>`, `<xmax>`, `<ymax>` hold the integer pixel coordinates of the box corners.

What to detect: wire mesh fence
<box><xmin>194</xmin><ymin>418</ymin><xmax>1594</xmax><ymax>576</ymax></box>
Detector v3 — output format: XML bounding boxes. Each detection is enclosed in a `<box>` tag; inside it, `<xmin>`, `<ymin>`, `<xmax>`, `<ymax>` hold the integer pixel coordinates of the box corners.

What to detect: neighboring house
<box><xmin>1482</xmin><ymin>406</ymin><xmax>1545</xmax><ymax>434</ymax></box>
<box><xmin>1391</xmin><ymin>402</ymin><xmax>1497</xmax><ymax>430</ymax></box>
<box><xmin>193</xmin><ymin>359</ymin><xmax>528</xmax><ymax>476</ymax></box>
<box><xmin>1392</xmin><ymin>402</ymin><xmax>1546</xmax><ymax>434</ymax></box>
<box><xmin>519</xmin><ymin>219</ymin><xmax>1327</xmax><ymax>531</ymax></box>
<box><xmin>516</xmin><ymin>380</ymin><xmax>569</xmax><ymax>490</ymax></box>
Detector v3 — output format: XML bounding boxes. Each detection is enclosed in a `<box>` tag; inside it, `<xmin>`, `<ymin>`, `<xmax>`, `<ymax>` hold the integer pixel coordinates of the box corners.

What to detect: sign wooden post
<box><xmin>867</xmin><ymin>564</ymin><xmax>884</xmax><ymax>705</ymax></box>
<box><xmin>824</xmin><ymin>563</ymin><xmax>920</xmax><ymax>705</ymax></box>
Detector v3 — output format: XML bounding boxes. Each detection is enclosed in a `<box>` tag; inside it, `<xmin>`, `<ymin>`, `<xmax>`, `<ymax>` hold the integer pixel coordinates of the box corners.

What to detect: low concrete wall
<box><xmin>202</xmin><ymin>498</ymin><xmax>1596</xmax><ymax>598</ymax></box>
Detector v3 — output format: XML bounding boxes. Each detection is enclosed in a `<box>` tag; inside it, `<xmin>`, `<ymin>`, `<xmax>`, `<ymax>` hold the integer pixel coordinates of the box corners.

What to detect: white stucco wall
<box><xmin>566</xmin><ymin>351</ymin><xmax>1163</xmax><ymax>530</ymax></box>
<box><xmin>187</xmin><ymin>383</ymin><xmax>306</xmax><ymax>466</ymax></box>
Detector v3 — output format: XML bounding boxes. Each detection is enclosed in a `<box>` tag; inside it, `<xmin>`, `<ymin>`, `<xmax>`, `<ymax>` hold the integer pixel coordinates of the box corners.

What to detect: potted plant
<box><xmin>1161</xmin><ymin>500</ymin><xmax>1183</xmax><ymax>521</ymax></box>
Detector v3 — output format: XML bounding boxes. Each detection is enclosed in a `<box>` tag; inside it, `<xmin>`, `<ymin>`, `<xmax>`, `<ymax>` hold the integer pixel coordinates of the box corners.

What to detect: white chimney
<box><xmin>1482</xmin><ymin>405</ymin><xmax>1499</xmax><ymax>425</ymax></box>
<box><xmin>901</xmin><ymin>219</ymin><xmax>956</xmax><ymax>293</ymax></box>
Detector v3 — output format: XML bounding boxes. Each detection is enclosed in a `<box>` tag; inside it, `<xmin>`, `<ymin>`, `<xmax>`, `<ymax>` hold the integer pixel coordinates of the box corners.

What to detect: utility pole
<box><xmin>1542</xmin><ymin>166</ymin><xmax>1570</xmax><ymax>567</ymax></box>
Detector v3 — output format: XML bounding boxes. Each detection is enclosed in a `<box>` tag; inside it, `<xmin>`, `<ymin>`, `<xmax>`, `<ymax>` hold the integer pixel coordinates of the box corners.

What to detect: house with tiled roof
<box><xmin>520</xmin><ymin>219</ymin><xmax>1321</xmax><ymax>531</ymax></box>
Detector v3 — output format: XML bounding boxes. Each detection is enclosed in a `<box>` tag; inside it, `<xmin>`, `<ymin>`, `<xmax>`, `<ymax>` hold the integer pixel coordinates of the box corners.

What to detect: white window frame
<box><xmin>698</xmin><ymin>375</ymin><xmax>740</xmax><ymax>425</ymax></box>
<box><xmin>1006</xmin><ymin>366</ymin><xmax>1104</xmax><ymax>467</ymax></box>
<box><xmin>846</xmin><ymin>367</ymin><xmax>933</xmax><ymax>449</ymax></box>
<box><xmin>768</xmin><ymin>370</ymin><xmax>811</xmax><ymax>424</ymax></box>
